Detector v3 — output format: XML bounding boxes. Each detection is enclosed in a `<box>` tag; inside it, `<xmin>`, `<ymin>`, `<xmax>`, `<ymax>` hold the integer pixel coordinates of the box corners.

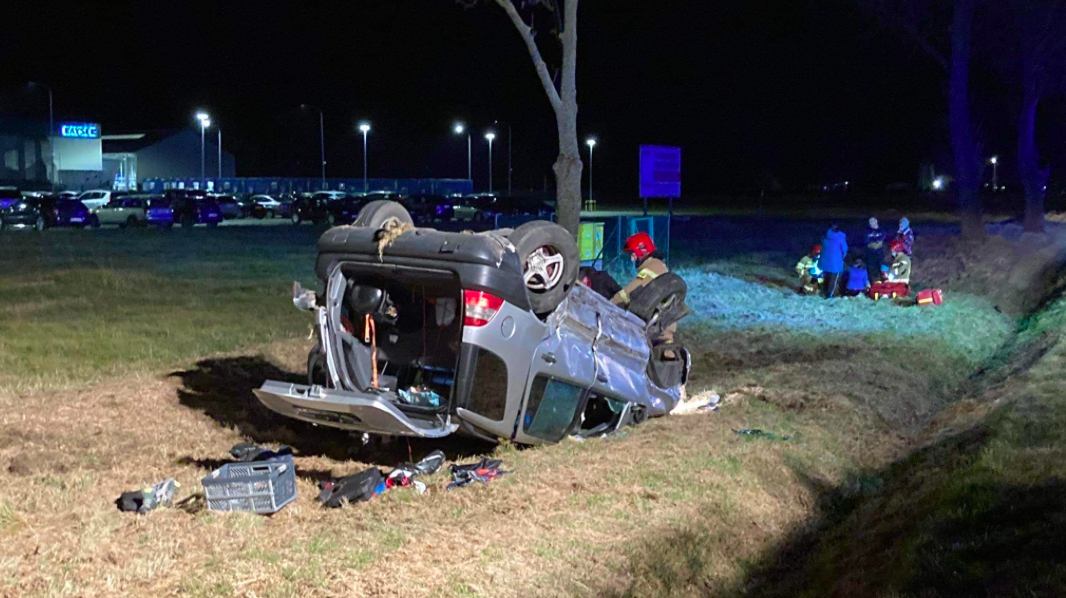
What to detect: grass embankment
<box><xmin>739</xmin><ymin>284</ymin><xmax>1066</xmax><ymax>598</ymax></box>
<box><xmin>0</xmin><ymin>220</ymin><xmax>1053</xmax><ymax>597</ymax></box>
<box><xmin>0</xmin><ymin>227</ymin><xmax>319</xmax><ymax>392</ymax></box>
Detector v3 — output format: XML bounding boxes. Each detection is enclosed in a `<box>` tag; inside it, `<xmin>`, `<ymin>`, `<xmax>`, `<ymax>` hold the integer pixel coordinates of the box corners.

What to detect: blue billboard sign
<box><xmin>59</xmin><ymin>122</ymin><xmax>100</xmax><ymax>139</ymax></box>
<box><xmin>639</xmin><ymin>145</ymin><xmax>681</xmax><ymax>198</ymax></box>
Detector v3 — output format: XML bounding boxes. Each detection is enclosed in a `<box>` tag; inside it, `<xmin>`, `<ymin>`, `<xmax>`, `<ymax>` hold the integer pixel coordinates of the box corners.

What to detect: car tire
<box><xmin>207</xmin><ymin>221</ymin><xmax>219</xmax><ymax>228</ymax></box>
<box><xmin>291</xmin><ymin>213</ymin><xmax>302</xmax><ymax>225</ymax></box>
<box><xmin>509</xmin><ymin>220</ymin><xmax>579</xmax><ymax>315</ymax></box>
<box><xmin>627</xmin><ymin>272</ymin><xmax>688</xmax><ymax>322</ymax></box>
<box><xmin>473</xmin><ymin>211</ymin><xmax>486</xmax><ymax>224</ymax></box>
<box><xmin>267</xmin><ymin>210</ymin><xmax>275</xmax><ymax>219</ymax></box>
<box><xmin>354</xmin><ymin>200</ymin><xmax>413</xmax><ymax>230</ymax></box>
<box><xmin>90</xmin><ymin>215</ymin><xmax>101</xmax><ymax>229</ymax></box>
<box><xmin>35</xmin><ymin>216</ymin><xmax>46</xmax><ymax>232</ymax></box>
<box><xmin>125</xmin><ymin>215</ymin><xmax>138</xmax><ymax>229</ymax></box>
<box><xmin>181</xmin><ymin>213</ymin><xmax>195</xmax><ymax>228</ymax></box>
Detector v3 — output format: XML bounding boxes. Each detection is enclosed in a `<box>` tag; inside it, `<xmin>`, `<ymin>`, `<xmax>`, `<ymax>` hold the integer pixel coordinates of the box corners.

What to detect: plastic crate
<box><xmin>201</xmin><ymin>454</ymin><xmax>297</xmax><ymax>514</ymax></box>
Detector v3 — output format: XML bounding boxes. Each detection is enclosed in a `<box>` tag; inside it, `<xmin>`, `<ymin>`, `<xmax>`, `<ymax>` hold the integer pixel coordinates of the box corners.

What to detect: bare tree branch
<box><xmin>863</xmin><ymin>0</ymin><xmax>949</xmax><ymax>71</ymax></box>
<box><xmin>493</xmin><ymin>0</ymin><xmax>563</xmax><ymax>112</ymax></box>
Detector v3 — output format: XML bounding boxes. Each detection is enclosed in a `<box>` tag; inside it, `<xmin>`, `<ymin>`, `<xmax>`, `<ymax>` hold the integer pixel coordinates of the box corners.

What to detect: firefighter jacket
<box><xmin>612</xmin><ymin>257</ymin><xmax>669</xmax><ymax>307</ymax></box>
<box><xmin>888</xmin><ymin>254</ymin><xmax>911</xmax><ymax>284</ymax></box>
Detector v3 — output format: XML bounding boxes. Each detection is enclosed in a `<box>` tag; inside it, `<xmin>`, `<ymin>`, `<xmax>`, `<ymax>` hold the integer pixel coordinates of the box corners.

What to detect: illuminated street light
<box><xmin>454</xmin><ymin>123</ymin><xmax>471</xmax><ymax>181</ymax></box>
<box><xmin>485</xmin><ymin>132</ymin><xmax>496</xmax><ymax>193</ymax></box>
<box><xmin>196</xmin><ymin>112</ymin><xmax>210</xmax><ymax>188</ymax></box>
<box><xmin>932</xmin><ymin>177</ymin><xmax>944</xmax><ymax>191</ymax></box>
<box><xmin>359</xmin><ymin>123</ymin><xmax>371</xmax><ymax>192</ymax></box>
<box><xmin>989</xmin><ymin>155</ymin><xmax>999</xmax><ymax>191</ymax></box>
<box><xmin>586</xmin><ymin>138</ymin><xmax>597</xmax><ymax>209</ymax></box>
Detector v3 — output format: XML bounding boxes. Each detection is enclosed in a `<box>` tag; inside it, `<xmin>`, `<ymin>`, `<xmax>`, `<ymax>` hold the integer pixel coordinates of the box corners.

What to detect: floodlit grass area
<box><xmin>0</xmin><ymin>227</ymin><xmax>320</xmax><ymax>391</ymax></box>
<box><xmin>0</xmin><ymin>218</ymin><xmax>1064</xmax><ymax>597</ymax></box>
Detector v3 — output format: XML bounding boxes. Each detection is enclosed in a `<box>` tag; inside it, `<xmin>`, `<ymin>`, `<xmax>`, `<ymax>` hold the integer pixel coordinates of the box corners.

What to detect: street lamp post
<box><xmin>29</xmin><ymin>82</ymin><xmax>54</xmax><ymax>190</ymax></box>
<box><xmin>359</xmin><ymin>123</ymin><xmax>371</xmax><ymax>192</ymax></box>
<box><xmin>990</xmin><ymin>155</ymin><xmax>998</xmax><ymax>191</ymax></box>
<box><xmin>454</xmin><ymin>123</ymin><xmax>471</xmax><ymax>182</ymax></box>
<box><xmin>218</xmin><ymin>128</ymin><xmax>223</xmax><ymax>181</ymax></box>
<box><xmin>300</xmin><ymin>104</ymin><xmax>326</xmax><ymax>187</ymax></box>
<box><xmin>485</xmin><ymin>132</ymin><xmax>496</xmax><ymax>193</ymax></box>
<box><xmin>196</xmin><ymin>112</ymin><xmax>210</xmax><ymax>189</ymax></box>
<box><xmin>586</xmin><ymin>138</ymin><xmax>596</xmax><ymax>210</ymax></box>
<box><xmin>494</xmin><ymin>120</ymin><xmax>512</xmax><ymax>194</ymax></box>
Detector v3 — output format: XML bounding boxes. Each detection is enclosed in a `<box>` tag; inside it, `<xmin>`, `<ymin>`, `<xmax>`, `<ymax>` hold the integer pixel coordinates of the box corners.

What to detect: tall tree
<box><xmin>864</xmin><ymin>0</ymin><xmax>985</xmax><ymax>238</ymax></box>
<box><xmin>1014</xmin><ymin>0</ymin><xmax>1066</xmax><ymax>232</ymax></box>
<box><xmin>460</xmin><ymin>0</ymin><xmax>582</xmax><ymax>236</ymax></box>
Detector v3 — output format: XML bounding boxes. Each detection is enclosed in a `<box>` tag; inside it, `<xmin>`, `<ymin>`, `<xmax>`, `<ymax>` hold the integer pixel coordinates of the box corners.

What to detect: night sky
<box><xmin>3</xmin><ymin>0</ymin><xmax>1047</xmax><ymax>199</ymax></box>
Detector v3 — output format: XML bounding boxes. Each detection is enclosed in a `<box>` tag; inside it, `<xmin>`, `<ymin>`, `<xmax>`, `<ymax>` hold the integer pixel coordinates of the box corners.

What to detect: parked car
<box><xmin>96</xmin><ymin>196</ymin><xmax>154</xmax><ymax>228</ymax></box>
<box><xmin>212</xmin><ymin>195</ymin><xmax>243</xmax><ymax>219</ymax></box>
<box><xmin>76</xmin><ymin>189</ymin><xmax>127</xmax><ymax>213</ymax></box>
<box><xmin>254</xmin><ymin>200</ymin><xmax>691</xmax><ymax>445</ymax></box>
<box><xmin>250</xmin><ymin>195</ymin><xmax>283</xmax><ymax>219</ymax></box>
<box><xmin>0</xmin><ymin>197</ymin><xmax>92</xmax><ymax>231</ymax></box>
<box><xmin>402</xmin><ymin>194</ymin><xmax>454</xmax><ymax>224</ymax></box>
<box><xmin>325</xmin><ymin>196</ymin><xmax>367</xmax><ymax>226</ymax></box>
<box><xmin>163</xmin><ymin>190</ymin><xmax>222</xmax><ymax>228</ymax></box>
<box><xmin>146</xmin><ymin>198</ymin><xmax>176</xmax><ymax>228</ymax></box>
<box><xmin>447</xmin><ymin>193</ymin><xmax>477</xmax><ymax>221</ymax></box>
<box><xmin>0</xmin><ymin>187</ymin><xmax>22</xmax><ymax>210</ymax></box>
<box><xmin>466</xmin><ymin>194</ymin><xmax>554</xmax><ymax>222</ymax></box>
<box><xmin>57</xmin><ymin>191</ymin><xmax>79</xmax><ymax>200</ymax></box>
<box><xmin>290</xmin><ymin>194</ymin><xmax>331</xmax><ymax>225</ymax></box>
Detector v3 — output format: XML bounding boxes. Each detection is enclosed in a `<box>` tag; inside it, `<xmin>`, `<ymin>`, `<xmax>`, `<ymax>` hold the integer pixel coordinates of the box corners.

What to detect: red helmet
<box><xmin>812</xmin><ymin>244</ymin><xmax>822</xmax><ymax>254</ymax></box>
<box><xmin>889</xmin><ymin>239</ymin><xmax>905</xmax><ymax>253</ymax></box>
<box><xmin>624</xmin><ymin>232</ymin><xmax>656</xmax><ymax>260</ymax></box>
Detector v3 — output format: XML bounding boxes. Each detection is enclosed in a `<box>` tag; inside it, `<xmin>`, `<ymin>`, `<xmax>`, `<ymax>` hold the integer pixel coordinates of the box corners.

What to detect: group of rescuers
<box><xmin>796</xmin><ymin>217</ymin><xmax>914</xmax><ymax>299</ymax></box>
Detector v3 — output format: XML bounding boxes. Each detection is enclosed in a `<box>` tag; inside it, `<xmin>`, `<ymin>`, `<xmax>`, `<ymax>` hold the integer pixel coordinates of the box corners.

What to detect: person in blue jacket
<box><xmin>845</xmin><ymin>258</ymin><xmax>870</xmax><ymax>297</ymax></box>
<box><xmin>820</xmin><ymin>224</ymin><xmax>848</xmax><ymax>298</ymax></box>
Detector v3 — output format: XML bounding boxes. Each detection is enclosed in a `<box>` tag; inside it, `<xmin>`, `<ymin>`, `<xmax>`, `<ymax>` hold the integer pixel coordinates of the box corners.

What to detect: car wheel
<box><xmin>35</xmin><ymin>216</ymin><xmax>46</xmax><ymax>232</ymax></box>
<box><xmin>327</xmin><ymin>213</ymin><xmax>338</xmax><ymax>226</ymax></box>
<box><xmin>125</xmin><ymin>215</ymin><xmax>138</xmax><ymax>229</ymax></box>
<box><xmin>509</xmin><ymin>220</ymin><xmax>579</xmax><ymax>315</ymax></box>
<box><xmin>267</xmin><ymin>210</ymin><xmax>275</xmax><ymax>219</ymax></box>
<box><xmin>354</xmin><ymin>200</ymin><xmax>414</xmax><ymax>229</ymax></box>
<box><xmin>90</xmin><ymin>215</ymin><xmax>101</xmax><ymax>229</ymax></box>
<box><xmin>291</xmin><ymin>213</ymin><xmax>302</xmax><ymax>225</ymax></box>
<box><xmin>627</xmin><ymin>272</ymin><xmax>688</xmax><ymax>323</ymax></box>
<box><xmin>181</xmin><ymin>213</ymin><xmax>195</xmax><ymax>228</ymax></box>
<box><xmin>473</xmin><ymin>211</ymin><xmax>486</xmax><ymax>224</ymax></box>
<box><xmin>0</xmin><ymin>216</ymin><xmax>4</xmax><ymax>230</ymax></box>
<box><xmin>207</xmin><ymin>221</ymin><xmax>219</xmax><ymax>228</ymax></box>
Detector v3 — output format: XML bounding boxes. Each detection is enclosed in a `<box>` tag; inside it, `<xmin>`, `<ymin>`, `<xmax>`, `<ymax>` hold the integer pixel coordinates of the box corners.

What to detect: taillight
<box><xmin>463</xmin><ymin>290</ymin><xmax>503</xmax><ymax>327</ymax></box>
<box><xmin>53</xmin><ymin>208</ymin><xmax>59</xmax><ymax>216</ymax></box>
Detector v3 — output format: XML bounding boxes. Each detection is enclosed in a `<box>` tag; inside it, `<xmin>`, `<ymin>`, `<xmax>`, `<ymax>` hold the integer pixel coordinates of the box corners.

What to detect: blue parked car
<box><xmin>146</xmin><ymin>198</ymin><xmax>176</xmax><ymax>229</ymax></box>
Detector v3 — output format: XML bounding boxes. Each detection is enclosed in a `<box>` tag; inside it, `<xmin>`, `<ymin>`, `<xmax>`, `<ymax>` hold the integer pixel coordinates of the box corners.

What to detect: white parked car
<box><xmin>76</xmin><ymin>190</ymin><xmax>126</xmax><ymax>213</ymax></box>
<box><xmin>251</xmin><ymin>195</ymin><xmax>282</xmax><ymax>218</ymax></box>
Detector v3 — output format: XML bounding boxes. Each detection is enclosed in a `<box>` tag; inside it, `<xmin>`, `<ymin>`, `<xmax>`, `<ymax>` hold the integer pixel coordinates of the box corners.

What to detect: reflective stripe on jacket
<box><xmin>612</xmin><ymin>257</ymin><xmax>668</xmax><ymax>306</ymax></box>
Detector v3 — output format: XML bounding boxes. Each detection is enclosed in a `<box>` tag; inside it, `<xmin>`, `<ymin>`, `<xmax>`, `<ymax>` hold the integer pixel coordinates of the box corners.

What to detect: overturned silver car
<box><xmin>254</xmin><ymin>200</ymin><xmax>691</xmax><ymax>445</ymax></box>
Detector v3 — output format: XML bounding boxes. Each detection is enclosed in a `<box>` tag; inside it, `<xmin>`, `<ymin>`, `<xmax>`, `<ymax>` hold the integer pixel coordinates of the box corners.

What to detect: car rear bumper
<box><xmin>253</xmin><ymin>380</ymin><xmax>459</xmax><ymax>438</ymax></box>
<box><xmin>2</xmin><ymin>214</ymin><xmax>40</xmax><ymax>227</ymax></box>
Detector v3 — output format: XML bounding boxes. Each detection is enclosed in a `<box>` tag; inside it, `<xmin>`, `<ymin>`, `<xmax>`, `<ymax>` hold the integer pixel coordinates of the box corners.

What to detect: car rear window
<box><xmin>0</xmin><ymin>189</ymin><xmax>20</xmax><ymax>199</ymax></box>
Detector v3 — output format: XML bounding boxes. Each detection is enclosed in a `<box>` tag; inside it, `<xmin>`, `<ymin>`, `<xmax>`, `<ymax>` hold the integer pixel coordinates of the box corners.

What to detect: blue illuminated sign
<box><xmin>59</xmin><ymin>122</ymin><xmax>100</xmax><ymax>139</ymax></box>
<box><xmin>639</xmin><ymin>145</ymin><xmax>681</xmax><ymax>198</ymax></box>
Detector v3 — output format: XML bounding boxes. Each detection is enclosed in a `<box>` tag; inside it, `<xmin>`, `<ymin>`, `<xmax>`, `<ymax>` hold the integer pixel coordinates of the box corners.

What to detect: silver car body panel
<box><xmin>255</xmin><ymin>250</ymin><xmax>683</xmax><ymax>443</ymax></box>
<box><xmin>253</xmin><ymin>381</ymin><xmax>458</xmax><ymax>438</ymax></box>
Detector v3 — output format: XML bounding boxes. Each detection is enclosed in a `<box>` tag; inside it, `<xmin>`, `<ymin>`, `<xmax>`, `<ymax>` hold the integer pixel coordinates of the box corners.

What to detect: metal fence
<box><xmin>140</xmin><ymin>177</ymin><xmax>473</xmax><ymax>196</ymax></box>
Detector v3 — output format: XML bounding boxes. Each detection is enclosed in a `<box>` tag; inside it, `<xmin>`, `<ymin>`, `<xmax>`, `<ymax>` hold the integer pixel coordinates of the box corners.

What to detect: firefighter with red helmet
<box><xmin>612</xmin><ymin>232</ymin><xmax>669</xmax><ymax>307</ymax></box>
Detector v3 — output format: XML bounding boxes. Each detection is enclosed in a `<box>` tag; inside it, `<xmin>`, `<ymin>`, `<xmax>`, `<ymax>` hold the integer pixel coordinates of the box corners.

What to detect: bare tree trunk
<box><xmin>1018</xmin><ymin>90</ymin><xmax>1049</xmax><ymax>232</ymax></box>
<box><xmin>553</xmin><ymin>0</ymin><xmax>581</xmax><ymax>237</ymax></box>
<box><xmin>948</xmin><ymin>0</ymin><xmax>984</xmax><ymax>239</ymax></box>
<box><xmin>493</xmin><ymin>0</ymin><xmax>581</xmax><ymax>237</ymax></box>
